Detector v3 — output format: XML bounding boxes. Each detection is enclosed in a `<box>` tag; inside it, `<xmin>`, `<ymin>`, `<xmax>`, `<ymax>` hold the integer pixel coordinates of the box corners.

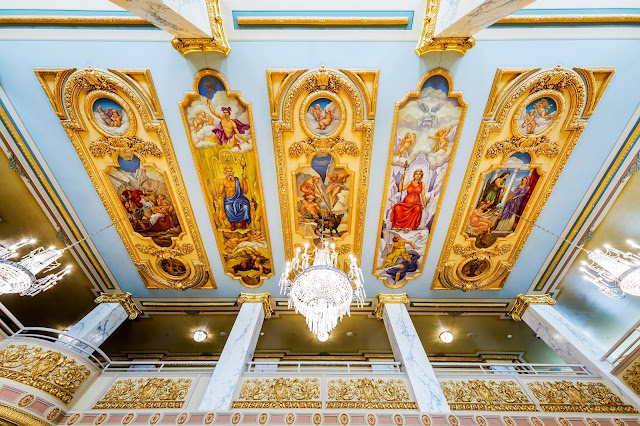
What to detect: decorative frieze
<box><xmin>327</xmin><ymin>378</ymin><xmax>416</xmax><ymax>410</ymax></box>
<box><xmin>93</xmin><ymin>378</ymin><xmax>192</xmax><ymax>409</ymax></box>
<box><xmin>439</xmin><ymin>379</ymin><xmax>537</xmax><ymax>412</ymax></box>
<box><xmin>232</xmin><ymin>378</ymin><xmax>321</xmax><ymax>409</ymax></box>
<box><xmin>527</xmin><ymin>380</ymin><xmax>638</xmax><ymax>413</ymax></box>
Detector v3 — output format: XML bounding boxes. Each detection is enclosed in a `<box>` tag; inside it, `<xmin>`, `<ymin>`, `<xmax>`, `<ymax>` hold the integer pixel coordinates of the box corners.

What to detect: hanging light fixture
<box><xmin>0</xmin><ymin>239</ymin><xmax>70</xmax><ymax>296</ymax></box>
<box><xmin>279</xmin><ymin>218</ymin><xmax>365</xmax><ymax>341</ymax></box>
<box><xmin>516</xmin><ymin>214</ymin><xmax>639</xmax><ymax>299</ymax></box>
<box><xmin>0</xmin><ymin>208</ymin><xmax>143</xmax><ymax>297</ymax></box>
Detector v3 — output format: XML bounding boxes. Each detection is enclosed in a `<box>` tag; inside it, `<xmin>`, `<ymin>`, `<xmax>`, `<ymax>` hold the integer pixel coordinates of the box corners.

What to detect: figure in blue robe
<box><xmin>224</xmin><ymin>177</ymin><xmax>251</xmax><ymax>231</ymax></box>
<box><xmin>386</xmin><ymin>252</ymin><xmax>420</xmax><ymax>286</ymax></box>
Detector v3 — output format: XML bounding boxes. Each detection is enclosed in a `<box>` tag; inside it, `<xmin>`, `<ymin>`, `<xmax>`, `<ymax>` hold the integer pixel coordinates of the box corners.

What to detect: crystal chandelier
<box><xmin>279</xmin><ymin>234</ymin><xmax>366</xmax><ymax>341</ymax></box>
<box><xmin>580</xmin><ymin>241</ymin><xmax>640</xmax><ymax>299</ymax></box>
<box><xmin>515</xmin><ymin>213</ymin><xmax>640</xmax><ymax>299</ymax></box>
<box><xmin>0</xmin><ymin>239</ymin><xmax>70</xmax><ymax>296</ymax></box>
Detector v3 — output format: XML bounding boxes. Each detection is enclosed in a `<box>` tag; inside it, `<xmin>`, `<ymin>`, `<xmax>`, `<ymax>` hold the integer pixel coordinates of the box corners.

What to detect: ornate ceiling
<box><xmin>0</xmin><ymin>0</ymin><xmax>639</xmax><ymax>358</ymax></box>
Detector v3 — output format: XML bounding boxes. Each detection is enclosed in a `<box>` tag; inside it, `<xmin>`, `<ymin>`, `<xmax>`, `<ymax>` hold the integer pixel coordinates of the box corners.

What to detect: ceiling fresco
<box><xmin>0</xmin><ymin>0</ymin><xmax>639</xmax><ymax>358</ymax></box>
<box><xmin>36</xmin><ymin>67</ymin><xmax>214</xmax><ymax>290</ymax></box>
<box><xmin>179</xmin><ymin>69</ymin><xmax>274</xmax><ymax>288</ymax></box>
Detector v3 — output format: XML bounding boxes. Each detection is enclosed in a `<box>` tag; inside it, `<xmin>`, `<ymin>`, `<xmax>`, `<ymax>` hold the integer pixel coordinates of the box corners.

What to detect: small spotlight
<box><xmin>317</xmin><ymin>332</ymin><xmax>329</xmax><ymax>342</ymax></box>
<box><xmin>346</xmin><ymin>331</ymin><xmax>354</xmax><ymax>337</ymax></box>
<box><xmin>439</xmin><ymin>331</ymin><xmax>453</xmax><ymax>343</ymax></box>
<box><xmin>220</xmin><ymin>331</ymin><xmax>228</xmax><ymax>337</ymax></box>
<box><xmin>193</xmin><ymin>330</ymin><xmax>207</xmax><ymax>342</ymax></box>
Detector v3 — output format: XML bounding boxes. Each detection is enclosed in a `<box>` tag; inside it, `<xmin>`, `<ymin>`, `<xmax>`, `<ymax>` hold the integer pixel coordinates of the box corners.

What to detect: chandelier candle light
<box><xmin>279</xmin><ymin>239</ymin><xmax>366</xmax><ymax>341</ymax></box>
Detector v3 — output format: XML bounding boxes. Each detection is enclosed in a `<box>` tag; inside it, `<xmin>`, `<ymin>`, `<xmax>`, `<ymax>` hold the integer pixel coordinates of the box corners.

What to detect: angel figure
<box><xmin>396</xmin><ymin>132</ymin><xmax>417</xmax><ymax>157</ymax></box>
<box><xmin>96</xmin><ymin>105</ymin><xmax>123</xmax><ymax>128</ymax></box>
<box><xmin>429</xmin><ymin>125</ymin><xmax>453</xmax><ymax>152</ymax></box>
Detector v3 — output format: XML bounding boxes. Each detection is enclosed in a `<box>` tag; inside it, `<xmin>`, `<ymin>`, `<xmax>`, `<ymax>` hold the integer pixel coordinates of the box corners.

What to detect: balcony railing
<box><xmin>430</xmin><ymin>362</ymin><xmax>593</xmax><ymax>376</ymax></box>
<box><xmin>246</xmin><ymin>360</ymin><xmax>403</xmax><ymax>374</ymax></box>
<box><xmin>601</xmin><ymin>318</ymin><xmax>640</xmax><ymax>366</ymax></box>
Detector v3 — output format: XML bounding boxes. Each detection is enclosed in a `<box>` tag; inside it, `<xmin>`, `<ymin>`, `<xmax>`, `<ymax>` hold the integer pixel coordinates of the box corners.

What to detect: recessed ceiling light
<box><xmin>507</xmin><ymin>334</ymin><xmax>512</xmax><ymax>339</ymax></box>
<box><xmin>220</xmin><ymin>331</ymin><xmax>228</xmax><ymax>337</ymax></box>
<box><xmin>346</xmin><ymin>331</ymin><xmax>353</xmax><ymax>336</ymax></box>
<box><xmin>193</xmin><ymin>330</ymin><xmax>207</xmax><ymax>342</ymax></box>
<box><xmin>317</xmin><ymin>331</ymin><xmax>329</xmax><ymax>342</ymax></box>
<box><xmin>439</xmin><ymin>331</ymin><xmax>453</xmax><ymax>343</ymax></box>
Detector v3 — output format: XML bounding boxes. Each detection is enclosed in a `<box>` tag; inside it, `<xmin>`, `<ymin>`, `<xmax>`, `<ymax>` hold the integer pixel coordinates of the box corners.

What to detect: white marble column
<box><xmin>434</xmin><ymin>0</ymin><xmax>536</xmax><ymax>38</ymax></box>
<box><xmin>380</xmin><ymin>297</ymin><xmax>450</xmax><ymax>412</ymax></box>
<box><xmin>523</xmin><ymin>303</ymin><xmax>640</xmax><ymax>407</ymax></box>
<box><xmin>198</xmin><ymin>294</ymin><xmax>270</xmax><ymax>411</ymax></box>
<box><xmin>60</xmin><ymin>293</ymin><xmax>140</xmax><ymax>354</ymax></box>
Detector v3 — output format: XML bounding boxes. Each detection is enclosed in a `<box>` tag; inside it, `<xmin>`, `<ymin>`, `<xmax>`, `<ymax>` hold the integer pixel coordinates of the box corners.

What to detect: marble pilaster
<box><xmin>523</xmin><ymin>303</ymin><xmax>640</xmax><ymax>407</ymax></box>
<box><xmin>382</xmin><ymin>301</ymin><xmax>450</xmax><ymax>412</ymax></box>
<box><xmin>63</xmin><ymin>302</ymin><xmax>129</xmax><ymax>353</ymax></box>
<box><xmin>198</xmin><ymin>298</ymin><xmax>267</xmax><ymax>411</ymax></box>
<box><xmin>435</xmin><ymin>0</ymin><xmax>536</xmax><ymax>38</ymax></box>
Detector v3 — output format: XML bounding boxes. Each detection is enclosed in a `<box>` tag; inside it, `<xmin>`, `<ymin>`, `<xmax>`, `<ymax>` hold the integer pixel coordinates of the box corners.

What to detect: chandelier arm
<box><xmin>514</xmin><ymin>213</ymin><xmax>591</xmax><ymax>255</ymax></box>
<box><xmin>62</xmin><ymin>207</ymin><xmax>145</xmax><ymax>252</ymax></box>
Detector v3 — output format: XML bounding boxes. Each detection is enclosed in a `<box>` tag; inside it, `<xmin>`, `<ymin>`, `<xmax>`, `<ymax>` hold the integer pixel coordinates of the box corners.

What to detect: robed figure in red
<box><xmin>390</xmin><ymin>169</ymin><xmax>428</xmax><ymax>230</ymax></box>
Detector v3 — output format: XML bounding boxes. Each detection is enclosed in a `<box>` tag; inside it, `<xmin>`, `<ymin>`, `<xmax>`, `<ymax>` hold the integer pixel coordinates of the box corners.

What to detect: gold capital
<box><xmin>238</xmin><ymin>293</ymin><xmax>273</xmax><ymax>319</ymax></box>
<box><xmin>508</xmin><ymin>294</ymin><xmax>556</xmax><ymax>321</ymax></box>
<box><xmin>374</xmin><ymin>293</ymin><xmax>410</xmax><ymax>319</ymax></box>
<box><xmin>94</xmin><ymin>292</ymin><xmax>142</xmax><ymax>320</ymax></box>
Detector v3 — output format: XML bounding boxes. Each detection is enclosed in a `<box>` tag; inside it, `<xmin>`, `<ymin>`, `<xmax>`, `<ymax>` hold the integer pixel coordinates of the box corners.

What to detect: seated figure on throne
<box><xmin>390</xmin><ymin>169</ymin><xmax>428</xmax><ymax>231</ymax></box>
<box><xmin>218</xmin><ymin>166</ymin><xmax>251</xmax><ymax>231</ymax></box>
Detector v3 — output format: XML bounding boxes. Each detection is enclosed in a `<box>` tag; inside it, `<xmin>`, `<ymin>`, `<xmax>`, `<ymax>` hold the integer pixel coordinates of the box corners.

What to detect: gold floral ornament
<box><xmin>527</xmin><ymin>381</ymin><xmax>638</xmax><ymax>413</ymax></box>
<box><xmin>508</xmin><ymin>294</ymin><xmax>556</xmax><ymax>321</ymax></box>
<box><xmin>288</xmin><ymin>136</ymin><xmax>359</xmax><ymax>158</ymax></box>
<box><xmin>171</xmin><ymin>0</ymin><xmax>229</xmax><ymax>56</ymax></box>
<box><xmin>0</xmin><ymin>344</ymin><xmax>91</xmax><ymax>404</ymax></box>
<box><xmin>415</xmin><ymin>0</ymin><xmax>475</xmax><ymax>56</ymax></box>
<box><xmin>93</xmin><ymin>378</ymin><xmax>192</xmax><ymax>409</ymax></box>
<box><xmin>232</xmin><ymin>378</ymin><xmax>321</xmax><ymax>409</ymax></box>
<box><xmin>622</xmin><ymin>362</ymin><xmax>640</xmax><ymax>396</ymax></box>
<box><xmin>134</xmin><ymin>243</ymin><xmax>194</xmax><ymax>259</ymax></box>
<box><xmin>89</xmin><ymin>136</ymin><xmax>162</xmax><ymax>159</ymax></box>
<box><xmin>486</xmin><ymin>136</ymin><xmax>559</xmax><ymax>159</ymax></box>
<box><xmin>326</xmin><ymin>378</ymin><xmax>416</xmax><ymax>409</ymax></box>
<box><xmin>439</xmin><ymin>379</ymin><xmax>537</xmax><ymax>411</ymax></box>
<box><xmin>94</xmin><ymin>292</ymin><xmax>142</xmax><ymax>320</ymax></box>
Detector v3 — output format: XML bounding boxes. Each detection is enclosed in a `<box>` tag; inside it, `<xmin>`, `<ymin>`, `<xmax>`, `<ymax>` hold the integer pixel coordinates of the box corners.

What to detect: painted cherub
<box><xmin>396</xmin><ymin>132</ymin><xmax>417</xmax><ymax>157</ymax></box>
<box><xmin>429</xmin><ymin>125</ymin><xmax>453</xmax><ymax>152</ymax></box>
<box><xmin>533</xmin><ymin>98</ymin><xmax>552</xmax><ymax>119</ymax></box>
<box><xmin>522</xmin><ymin>109</ymin><xmax>537</xmax><ymax>134</ymax></box>
<box><xmin>309</xmin><ymin>104</ymin><xmax>323</xmax><ymax>123</ymax></box>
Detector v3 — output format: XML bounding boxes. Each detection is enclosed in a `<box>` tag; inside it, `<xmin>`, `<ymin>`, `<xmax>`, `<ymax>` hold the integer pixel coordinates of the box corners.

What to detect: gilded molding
<box><xmin>268</xmin><ymin>67</ymin><xmax>376</xmax><ymax>267</ymax></box>
<box><xmin>0</xmin><ymin>16</ymin><xmax>150</xmax><ymax>26</ymax></box>
<box><xmin>508</xmin><ymin>294</ymin><xmax>556</xmax><ymax>321</ymax></box>
<box><xmin>415</xmin><ymin>0</ymin><xmax>475</xmax><ymax>55</ymax></box>
<box><xmin>179</xmin><ymin>69</ymin><xmax>274</xmax><ymax>287</ymax></box>
<box><xmin>327</xmin><ymin>378</ymin><xmax>416</xmax><ymax>410</ymax></box>
<box><xmin>109</xmin><ymin>69</ymin><xmax>164</xmax><ymax>119</ymax></box>
<box><xmin>94</xmin><ymin>292</ymin><xmax>142</xmax><ymax>320</ymax></box>
<box><xmin>37</xmin><ymin>66</ymin><xmax>214</xmax><ymax>290</ymax></box>
<box><xmin>440</xmin><ymin>379</ymin><xmax>538</xmax><ymax>412</ymax></box>
<box><xmin>527</xmin><ymin>381</ymin><xmax>638</xmax><ymax>414</ymax></box>
<box><xmin>0</xmin><ymin>402</ymin><xmax>51</xmax><ymax>426</ymax></box>
<box><xmin>622</xmin><ymin>362</ymin><xmax>640</xmax><ymax>396</ymax></box>
<box><xmin>171</xmin><ymin>0</ymin><xmax>230</xmax><ymax>56</ymax></box>
<box><xmin>236</xmin><ymin>16</ymin><xmax>409</xmax><ymax>26</ymax></box>
<box><xmin>266</xmin><ymin>70</ymin><xmax>307</xmax><ymax>119</ymax></box>
<box><xmin>231</xmin><ymin>378</ymin><xmax>321</xmax><ymax>409</ymax></box>
<box><xmin>93</xmin><ymin>378</ymin><xmax>192</xmax><ymax>409</ymax></box>
<box><xmin>497</xmin><ymin>15</ymin><xmax>640</xmax><ymax>25</ymax></box>
<box><xmin>374</xmin><ymin>293</ymin><xmax>409</xmax><ymax>319</ymax></box>
<box><xmin>0</xmin><ymin>344</ymin><xmax>91</xmax><ymax>404</ymax></box>
<box><xmin>372</xmin><ymin>69</ymin><xmax>468</xmax><ymax>288</ymax></box>
<box><xmin>433</xmin><ymin>66</ymin><xmax>612</xmax><ymax>291</ymax></box>
<box><xmin>238</xmin><ymin>293</ymin><xmax>274</xmax><ymax>319</ymax></box>
<box><xmin>339</xmin><ymin>70</ymin><xmax>380</xmax><ymax>119</ymax></box>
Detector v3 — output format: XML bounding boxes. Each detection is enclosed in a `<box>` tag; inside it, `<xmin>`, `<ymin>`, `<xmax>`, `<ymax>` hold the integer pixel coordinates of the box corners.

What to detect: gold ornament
<box><xmin>93</xmin><ymin>378</ymin><xmax>192</xmax><ymax>409</ymax></box>
<box><xmin>440</xmin><ymin>379</ymin><xmax>538</xmax><ymax>411</ymax></box>
<box><xmin>622</xmin><ymin>362</ymin><xmax>640</xmax><ymax>396</ymax></box>
<box><xmin>326</xmin><ymin>378</ymin><xmax>416</xmax><ymax>409</ymax></box>
<box><xmin>374</xmin><ymin>294</ymin><xmax>410</xmax><ymax>319</ymax></box>
<box><xmin>509</xmin><ymin>294</ymin><xmax>556</xmax><ymax>321</ymax></box>
<box><xmin>232</xmin><ymin>378</ymin><xmax>321</xmax><ymax>409</ymax></box>
<box><xmin>527</xmin><ymin>381</ymin><xmax>638</xmax><ymax>413</ymax></box>
<box><xmin>237</xmin><ymin>293</ymin><xmax>274</xmax><ymax>319</ymax></box>
<box><xmin>94</xmin><ymin>293</ymin><xmax>142</xmax><ymax>320</ymax></box>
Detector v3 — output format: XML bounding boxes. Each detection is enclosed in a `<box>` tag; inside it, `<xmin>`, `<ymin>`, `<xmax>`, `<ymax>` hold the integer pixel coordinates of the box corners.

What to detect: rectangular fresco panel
<box><xmin>373</xmin><ymin>70</ymin><xmax>467</xmax><ymax>288</ymax></box>
<box><xmin>180</xmin><ymin>70</ymin><xmax>273</xmax><ymax>287</ymax></box>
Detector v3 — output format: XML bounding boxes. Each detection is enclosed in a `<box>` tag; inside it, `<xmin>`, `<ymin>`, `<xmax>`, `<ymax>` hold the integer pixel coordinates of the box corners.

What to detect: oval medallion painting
<box><xmin>92</xmin><ymin>98</ymin><xmax>130</xmax><ymax>135</ymax></box>
<box><xmin>306</xmin><ymin>97</ymin><xmax>340</xmax><ymax>136</ymax></box>
<box><xmin>160</xmin><ymin>258</ymin><xmax>188</xmax><ymax>278</ymax></box>
<box><xmin>517</xmin><ymin>96</ymin><xmax>557</xmax><ymax>135</ymax></box>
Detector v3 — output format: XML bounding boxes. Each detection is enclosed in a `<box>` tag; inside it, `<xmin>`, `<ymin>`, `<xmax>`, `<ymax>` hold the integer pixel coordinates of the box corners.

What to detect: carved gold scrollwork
<box><xmin>288</xmin><ymin>137</ymin><xmax>359</xmax><ymax>158</ymax></box>
<box><xmin>527</xmin><ymin>381</ymin><xmax>638</xmax><ymax>413</ymax></box>
<box><xmin>453</xmin><ymin>244</ymin><xmax>512</xmax><ymax>259</ymax></box>
<box><xmin>303</xmin><ymin>67</ymin><xmax>342</xmax><ymax>93</ymax></box>
<box><xmin>0</xmin><ymin>344</ymin><xmax>91</xmax><ymax>404</ymax></box>
<box><xmin>231</xmin><ymin>378</ymin><xmax>321</xmax><ymax>409</ymax></box>
<box><xmin>486</xmin><ymin>136</ymin><xmax>559</xmax><ymax>159</ymax></box>
<box><xmin>93</xmin><ymin>378</ymin><xmax>192</xmax><ymax>409</ymax></box>
<box><xmin>134</xmin><ymin>244</ymin><xmax>194</xmax><ymax>258</ymax></box>
<box><xmin>89</xmin><ymin>136</ymin><xmax>162</xmax><ymax>159</ymax></box>
<box><xmin>622</xmin><ymin>362</ymin><xmax>640</xmax><ymax>396</ymax></box>
<box><xmin>326</xmin><ymin>378</ymin><xmax>416</xmax><ymax>409</ymax></box>
<box><xmin>440</xmin><ymin>379</ymin><xmax>538</xmax><ymax>412</ymax></box>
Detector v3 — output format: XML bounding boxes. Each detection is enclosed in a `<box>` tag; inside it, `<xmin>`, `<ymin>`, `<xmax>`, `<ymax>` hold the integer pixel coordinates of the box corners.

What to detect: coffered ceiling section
<box><xmin>433</xmin><ymin>66</ymin><xmax>615</xmax><ymax>291</ymax></box>
<box><xmin>267</xmin><ymin>67</ymin><xmax>378</xmax><ymax>267</ymax></box>
<box><xmin>179</xmin><ymin>69</ymin><xmax>274</xmax><ymax>288</ymax></box>
<box><xmin>35</xmin><ymin>67</ymin><xmax>214</xmax><ymax>290</ymax></box>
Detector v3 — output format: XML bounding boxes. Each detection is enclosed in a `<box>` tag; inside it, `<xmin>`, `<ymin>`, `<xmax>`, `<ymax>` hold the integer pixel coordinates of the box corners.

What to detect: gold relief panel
<box><xmin>439</xmin><ymin>379</ymin><xmax>537</xmax><ymax>412</ymax></box>
<box><xmin>179</xmin><ymin>69</ymin><xmax>274</xmax><ymax>287</ymax></box>
<box><xmin>267</xmin><ymin>67</ymin><xmax>378</xmax><ymax>265</ymax></box>
<box><xmin>93</xmin><ymin>377</ymin><xmax>192</xmax><ymax>409</ymax></box>
<box><xmin>231</xmin><ymin>378</ymin><xmax>321</xmax><ymax>409</ymax></box>
<box><xmin>35</xmin><ymin>67</ymin><xmax>213</xmax><ymax>289</ymax></box>
<box><xmin>373</xmin><ymin>69</ymin><xmax>467</xmax><ymax>288</ymax></box>
<box><xmin>326</xmin><ymin>378</ymin><xmax>416</xmax><ymax>410</ymax></box>
<box><xmin>432</xmin><ymin>66</ymin><xmax>615</xmax><ymax>291</ymax></box>
<box><xmin>526</xmin><ymin>380</ymin><xmax>638</xmax><ymax>414</ymax></box>
<box><xmin>0</xmin><ymin>342</ymin><xmax>95</xmax><ymax>404</ymax></box>
<box><xmin>622</xmin><ymin>362</ymin><xmax>640</xmax><ymax>396</ymax></box>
